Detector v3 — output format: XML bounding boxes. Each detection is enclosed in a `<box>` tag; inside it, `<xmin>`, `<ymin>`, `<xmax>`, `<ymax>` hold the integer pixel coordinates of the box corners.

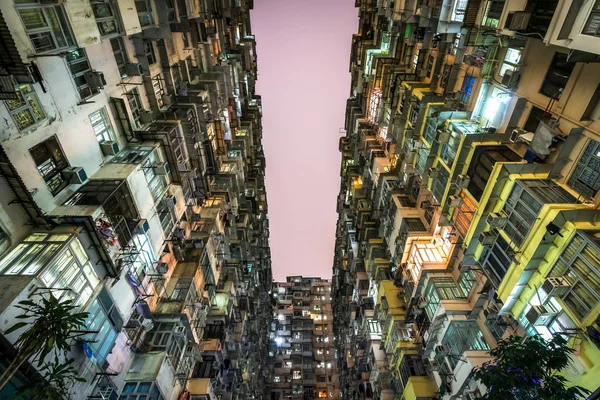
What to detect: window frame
<box><xmin>89</xmin><ymin>107</ymin><xmax>114</xmax><ymax>143</ymax></box>
<box><xmin>539</xmin><ymin>52</ymin><xmax>575</xmax><ymax>100</ymax></box>
<box><xmin>90</xmin><ymin>0</ymin><xmax>122</xmax><ymax>38</ymax></box>
<box><xmin>126</xmin><ymin>88</ymin><xmax>143</xmax><ymax>128</ymax></box>
<box><xmin>29</xmin><ymin>135</ymin><xmax>70</xmax><ymax>196</ymax></box>
<box><xmin>110</xmin><ymin>36</ymin><xmax>129</xmax><ymax>78</ymax></box>
<box><xmin>583</xmin><ymin>0</ymin><xmax>600</xmax><ymax>36</ymax></box>
<box><xmin>145</xmin><ymin>41</ymin><xmax>157</xmax><ymax>65</ymax></box>
<box><xmin>66</xmin><ymin>48</ymin><xmax>97</xmax><ymax>100</ymax></box>
<box><xmin>135</xmin><ymin>0</ymin><xmax>154</xmax><ymax>27</ymax></box>
<box><xmin>4</xmin><ymin>84</ymin><xmax>46</xmax><ymax>131</ymax></box>
<box><xmin>567</xmin><ymin>138</ymin><xmax>600</xmax><ymax>198</ymax></box>
<box><xmin>16</xmin><ymin>2</ymin><xmax>74</xmax><ymax>53</ymax></box>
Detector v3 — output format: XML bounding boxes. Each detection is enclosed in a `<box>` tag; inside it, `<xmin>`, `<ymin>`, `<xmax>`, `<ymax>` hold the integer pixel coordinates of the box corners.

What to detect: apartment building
<box><xmin>0</xmin><ymin>1</ymin><xmax>273</xmax><ymax>399</ymax></box>
<box><xmin>333</xmin><ymin>0</ymin><xmax>600</xmax><ymax>399</ymax></box>
<box><xmin>265</xmin><ymin>276</ymin><xmax>341</xmax><ymax>400</ymax></box>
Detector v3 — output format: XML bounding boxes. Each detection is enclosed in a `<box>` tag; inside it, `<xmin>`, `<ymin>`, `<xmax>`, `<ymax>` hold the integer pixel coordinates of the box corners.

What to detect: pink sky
<box><xmin>251</xmin><ymin>1</ymin><xmax>357</xmax><ymax>280</ymax></box>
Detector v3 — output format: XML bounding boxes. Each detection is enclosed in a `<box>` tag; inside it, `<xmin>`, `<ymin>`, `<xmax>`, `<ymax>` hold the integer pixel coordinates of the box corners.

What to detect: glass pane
<box><xmin>19</xmin><ymin>8</ymin><xmax>47</xmax><ymax>29</ymax></box>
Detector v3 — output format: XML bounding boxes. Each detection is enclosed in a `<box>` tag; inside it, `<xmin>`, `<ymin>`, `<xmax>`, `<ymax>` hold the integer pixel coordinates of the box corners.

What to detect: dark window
<box><xmin>91</xmin><ymin>0</ymin><xmax>121</xmax><ymax>37</ymax></box>
<box><xmin>66</xmin><ymin>48</ymin><xmax>97</xmax><ymax>99</ymax></box>
<box><xmin>110</xmin><ymin>37</ymin><xmax>128</xmax><ymax>78</ymax></box>
<box><xmin>539</xmin><ymin>52</ymin><xmax>575</xmax><ymax>100</ymax></box>
<box><xmin>581</xmin><ymin>83</ymin><xmax>600</xmax><ymax>121</ymax></box>
<box><xmin>135</xmin><ymin>0</ymin><xmax>153</xmax><ymax>27</ymax></box>
<box><xmin>126</xmin><ymin>88</ymin><xmax>143</xmax><ymax>128</ymax></box>
<box><xmin>583</xmin><ymin>0</ymin><xmax>600</xmax><ymax>36</ymax></box>
<box><xmin>145</xmin><ymin>41</ymin><xmax>157</xmax><ymax>65</ymax></box>
<box><xmin>524</xmin><ymin>105</ymin><xmax>548</xmax><ymax>132</ymax></box>
<box><xmin>29</xmin><ymin>135</ymin><xmax>69</xmax><ymax>195</ymax></box>
<box><xmin>567</xmin><ymin>138</ymin><xmax>600</xmax><ymax>198</ymax></box>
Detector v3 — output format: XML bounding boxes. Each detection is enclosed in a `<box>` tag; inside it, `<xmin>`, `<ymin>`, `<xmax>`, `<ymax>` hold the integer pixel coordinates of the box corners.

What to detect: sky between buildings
<box><xmin>251</xmin><ymin>1</ymin><xmax>358</xmax><ymax>280</ymax></box>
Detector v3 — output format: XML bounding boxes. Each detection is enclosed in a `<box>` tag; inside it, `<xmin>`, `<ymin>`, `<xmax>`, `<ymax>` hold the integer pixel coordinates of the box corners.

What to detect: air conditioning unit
<box><xmin>438</xmin><ymin>130</ymin><xmax>451</xmax><ymax>144</ymax></box>
<box><xmin>501</xmin><ymin>69</ymin><xmax>520</xmax><ymax>89</ymax></box>
<box><xmin>153</xmin><ymin>162</ymin><xmax>170</xmax><ymax>175</ymax></box>
<box><xmin>413</xmin><ymin>140</ymin><xmax>423</xmax><ymax>149</ymax></box>
<box><xmin>525</xmin><ymin>305</ymin><xmax>555</xmax><ymax>326</ymax></box>
<box><xmin>541</xmin><ymin>276</ymin><xmax>571</xmax><ymax>298</ymax></box>
<box><xmin>447</xmin><ymin>195</ymin><xmax>463</xmax><ymax>208</ymax></box>
<box><xmin>125</xmin><ymin>63</ymin><xmax>145</xmax><ymax>76</ymax></box>
<box><xmin>84</xmin><ymin>71</ymin><xmax>106</xmax><ymax>90</ymax></box>
<box><xmin>428</xmin><ymin>167</ymin><xmax>440</xmax><ymax>178</ymax></box>
<box><xmin>421</xmin><ymin>200</ymin><xmax>432</xmax><ymax>209</ymax></box>
<box><xmin>161</xmin><ymin>94</ymin><xmax>173</xmax><ymax>107</ymax></box>
<box><xmin>479</xmin><ymin>230</ymin><xmax>498</xmax><ymax>246</ymax></box>
<box><xmin>61</xmin><ymin>167</ymin><xmax>88</xmax><ymax>184</ymax></box>
<box><xmin>135</xmin><ymin>219</ymin><xmax>150</xmax><ymax>234</ymax></box>
<box><xmin>435</xmin><ymin>344</ymin><xmax>450</xmax><ymax>355</ymax></box>
<box><xmin>99</xmin><ymin>141</ymin><xmax>119</xmax><ymax>156</ymax></box>
<box><xmin>455</xmin><ymin>174</ymin><xmax>470</xmax><ymax>188</ymax></box>
<box><xmin>424</xmin><ymin>359</ymin><xmax>441</xmax><ymax>371</ymax></box>
<box><xmin>140</xmin><ymin>110</ymin><xmax>155</xmax><ymax>124</ymax></box>
<box><xmin>404</xmin><ymin>128</ymin><xmax>415</xmax><ymax>139</ymax></box>
<box><xmin>487</xmin><ymin>211</ymin><xmax>509</xmax><ymax>229</ymax></box>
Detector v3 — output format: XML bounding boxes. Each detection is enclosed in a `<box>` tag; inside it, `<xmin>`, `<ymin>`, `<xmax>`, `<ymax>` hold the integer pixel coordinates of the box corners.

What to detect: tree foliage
<box><xmin>0</xmin><ymin>293</ymin><xmax>89</xmax><ymax>396</ymax></box>
<box><xmin>473</xmin><ymin>334</ymin><xmax>590</xmax><ymax>400</ymax></box>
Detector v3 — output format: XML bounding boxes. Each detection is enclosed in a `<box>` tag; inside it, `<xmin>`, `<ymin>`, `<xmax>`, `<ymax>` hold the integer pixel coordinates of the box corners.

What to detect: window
<box><xmin>152</xmin><ymin>75</ymin><xmax>165</xmax><ymax>108</ymax></box>
<box><xmin>568</xmin><ymin>138</ymin><xmax>600</xmax><ymax>198</ymax></box>
<box><xmin>292</xmin><ymin>370</ymin><xmax>301</xmax><ymax>380</ymax></box>
<box><xmin>441</xmin><ymin>320</ymin><xmax>489</xmax><ymax>368</ymax></box>
<box><xmin>16</xmin><ymin>2</ymin><xmax>74</xmax><ymax>53</ymax></box>
<box><xmin>452</xmin><ymin>0</ymin><xmax>468</xmax><ymax>21</ymax></box>
<box><xmin>29</xmin><ymin>135</ymin><xmax>69</xmax><ymax>195</ymax></box>
<box><xmin>499</xmin><ymin>48</ymin><xmax>521</xmax><ymax>77</ymax></box>
<box><xmin>480</xmin><ymin>234</ymin><xmax>514</xmax><ymax>288</ymax></box>
<box><xmin>89</xmin><ymin>108</ymin><xmax>114</xmax><ymax>142</ymax></box>
<box><xmin>431</xmin><ymin>277</ymin><xmax>465</xmax><ymax>300</ymax></box>
<box><xmin>83</xmin><ymin>291</ymin><xmax>121</xmax><ymax>362</ymax></box>
<box><xmin>583</xmin><ymin>0</ymin><xmax>600</xmax><ymax>36</ymax></box>
<box><xmin>461</xmin><ymin>74</ymin><xmax>475</xmax><ymax>102</ymax></box>
<box><xmin>110</xmin><ymin>37</ymin><xmax>129</xmax><ymax>78</ymax></box>
<box><xmin>91</xmin><ymin>0</ymin><xmax>121</xmax><ymax>37</ymax></box>
<box><xmin>5</xmin><ymin>84</ymin><xmax>45</xmax><ymax>130</ymax></box>
<box><xmin>540</xmin><ymin>52</ymin><xmax>575</xmax><ymax>100</ymax></box>
<box><xmin>548</xmin><ymin>232</ymin><xmax>600</xmax><ymax>321</ymax></box>
<box><xmin>120</xmin><ymin>381</ymin><xmax>164</xmax><ymax>400</ymax></box>
<box><xmin>66</xmin><ymin>48</ymin><xmax>97</xmax><ymax>99</ymax></box>
<box><xmin>171</xmin><ymin>278</ymin><xmax>192</xmax><ymax>301</ymax></box>
<box><xmin>127</xmin><ymin>88</ymin><xmax>143</xmax><ymax>128</ymax></box>
<box><xmin>0</xmin><ymin>227</ymin><xmax>6</xmax><ymax>247</ymax></box>
<box><xmin>458</xmin><ymin>270</ymin><xmax>477</xmax><ymax>296</ymax></box>
<box><xmin>135</xmin><ymin>0</ymin><xmax>154</xmax><ymax>27</ymax></box>
<box><xmin>273</xmin><ymin>376</ymin><xmax>281</xmax><ymax>383</ymax></box>
<box><xmin>581</xmin><ymin>83</ymin><xmax>600</xmax><ymax>121</ymax></box>
<box><xmin>145</xmin><ymin>41</ymin><xmax>157</xmax><ymax>65</ymax></box>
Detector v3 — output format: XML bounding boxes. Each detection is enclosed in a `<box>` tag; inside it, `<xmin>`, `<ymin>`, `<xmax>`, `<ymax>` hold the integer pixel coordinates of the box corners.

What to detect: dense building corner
<box><xmin>332</xmin><ymin>0</ymin><xmax>600</xmax><ymax>399</ymax></box>
<box><xmin>0</xmin><ymin>0</ymin><xmax>274</xmax><ymax>399</ymax></box>
<box><xmin>265</xmin><ymin>276</ymin><xmax>340</xmax><ymax>400</ymax></box>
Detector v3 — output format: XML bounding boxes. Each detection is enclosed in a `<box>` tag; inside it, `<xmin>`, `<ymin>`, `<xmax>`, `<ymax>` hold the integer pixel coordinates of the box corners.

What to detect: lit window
<box><xmin>273</xmin><ymin>376</ymin><xmax>280</xmax><ymax>383</ymax></box>
<box><xmin>4</xmin><ymin>84</ymin><xmax>45</xmax><ymax>130</ymax></box>
<box><xmin>326</xmin><ymin>362</ymin><xmax>332</xmax><ymax>369</ymax></box>
<box><xmin>29</xmin><ymin>135</ymin><xmax>69</xmax><ymax>195</ymax></box>
<box><xmin>17</xmin><ymin>3</ymin><xmax>74</xmax><ymax>53</ymax></box>
<box><xmin>498</xmin><ymin>48</ymin><xmax>521</xmax><ymax>77</ymax></box>
<box><xmin>89</xmin><ymin>108</ymin><xmax>114</xmax><ymax>142</ymax></box>
<box><xmin>292</xmin><ymin>370</ymin><xmax>301</xmax><ymax>380</ymax></box>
